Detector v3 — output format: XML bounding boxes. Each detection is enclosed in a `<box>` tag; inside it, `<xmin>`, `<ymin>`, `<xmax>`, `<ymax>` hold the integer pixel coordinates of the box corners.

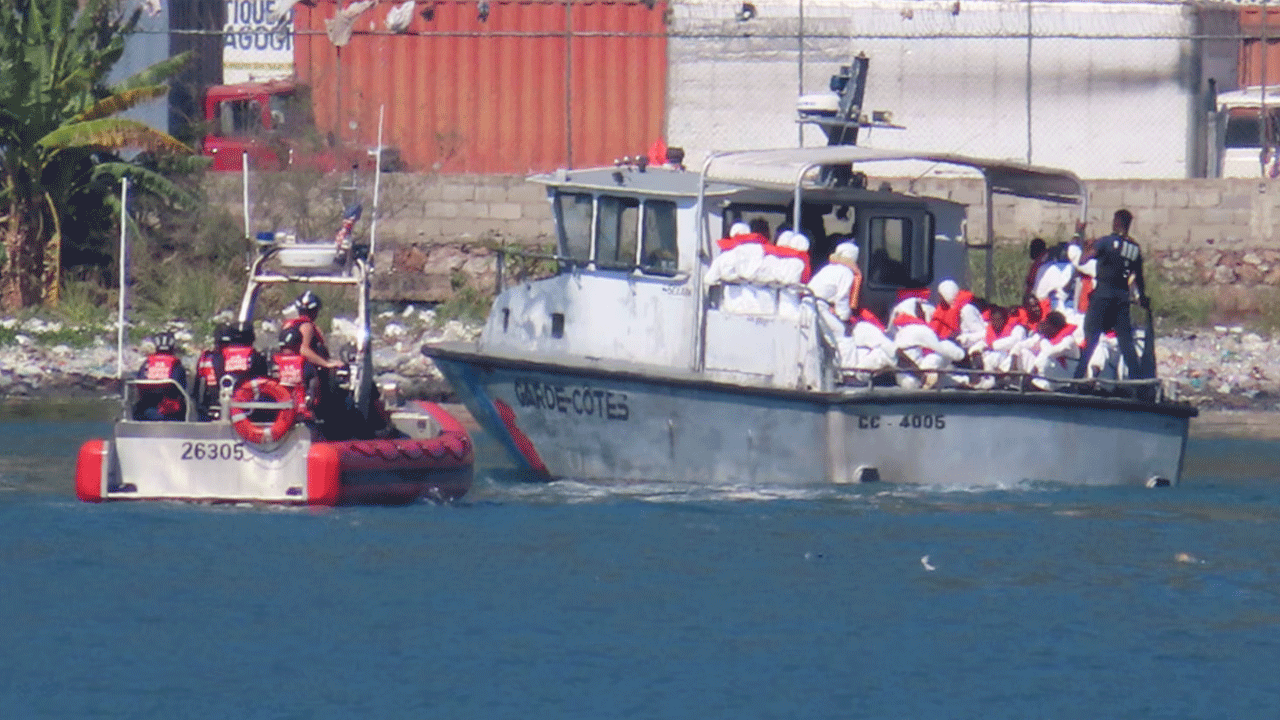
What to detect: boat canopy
<box><xmin>702</xmin><ymin>146</ymin><xmax>1086</xmax><ymax>206</ymax></box>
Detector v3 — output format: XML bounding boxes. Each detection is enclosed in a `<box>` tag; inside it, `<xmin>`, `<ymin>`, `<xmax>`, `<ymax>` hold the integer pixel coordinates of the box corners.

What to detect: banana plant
<box><xmin>0</xmin><ymin>0</ymin><xmax>197</xmax><ymax>309</ymax></box>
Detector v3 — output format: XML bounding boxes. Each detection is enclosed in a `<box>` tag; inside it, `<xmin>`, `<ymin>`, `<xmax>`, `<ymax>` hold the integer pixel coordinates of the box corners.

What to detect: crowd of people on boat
<box><xmin>706</xmin><ymin>209</ymin><xmax>1150</xmax><ymax>391</ymax></box>
<box><xmin>131</xmin><ymin>290</ymin><xmax>385</xmax><ymax>437</ymax></box>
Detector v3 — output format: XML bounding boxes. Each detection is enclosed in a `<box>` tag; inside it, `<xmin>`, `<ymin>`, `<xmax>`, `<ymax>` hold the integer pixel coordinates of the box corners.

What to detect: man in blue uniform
<box><xmin>1074</xmin><ymin>209</ymin><xmax>1149</xmax><ymax>380</ymax></box>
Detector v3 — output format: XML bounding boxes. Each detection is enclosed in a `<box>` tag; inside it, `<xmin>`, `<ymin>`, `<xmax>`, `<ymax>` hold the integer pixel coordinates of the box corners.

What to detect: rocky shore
<box><xmin>0</xmin><ymin>311</ymin><xmax>1275</xmax><ymax>411</ymax></box>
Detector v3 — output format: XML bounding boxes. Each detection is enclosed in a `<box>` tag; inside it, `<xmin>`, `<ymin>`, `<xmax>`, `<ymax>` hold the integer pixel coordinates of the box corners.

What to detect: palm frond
<box><xmin>76</xmin><ymin>85</ymin><xmax>169</xmax><ymax>122</ymax></box>
<box><xmin>39</xmin><ymin>118</ymin><xmax>193</xmax><ymax>155</ymax></box>
<box><xmin>110</xmin><ymin>52</ymin><xmax>192</xmax><ymax>95</ymax></box>
<box><xmin>91</xmin><ymin>161</ymin><xmax>200</xmax><ymax>210</ymax></box>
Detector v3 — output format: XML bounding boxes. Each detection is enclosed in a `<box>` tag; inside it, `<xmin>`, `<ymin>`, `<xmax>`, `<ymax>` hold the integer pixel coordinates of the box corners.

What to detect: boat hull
<box><xmin>76</xmin><ymin>401</ymin><xmax>473</xmax><ymax>506</ymax></box>
<box><xmin>427</xmin><ymin>344</ymin><xmax>1194</xmax><ymax>487</ymax></box>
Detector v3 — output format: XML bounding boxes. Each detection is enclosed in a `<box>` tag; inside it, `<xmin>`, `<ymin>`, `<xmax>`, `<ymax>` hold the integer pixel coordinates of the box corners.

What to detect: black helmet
<box><xmin>233</xmin><ymin>320</ymin><xmax>255</xmax><ymax>346</ymax></box>
<box><xmin>295</xmin><ymin>290</ymin><xmax>322</xmax><ymax>317</ymax></box>
<box><xmin>153</xmin><ymin>332</ymin><xmax>176</xmax><ymax>354</ymax></box>
<box><xmin>214</xmin><ymin>323</ymin><xmax>236</xmax><ymax>347</ymax></box>
<box><xmin>278</xmin><ymin>325</ymin><xmax>303</xmax><ymax>352</ymax></box>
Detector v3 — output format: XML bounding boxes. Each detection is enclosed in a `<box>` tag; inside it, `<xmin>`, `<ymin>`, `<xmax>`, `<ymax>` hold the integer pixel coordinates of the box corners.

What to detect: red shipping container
<box><xmin>293</xmin><ymin>0</ymin><xmax>668</xmax><ymax>173</ymax></box>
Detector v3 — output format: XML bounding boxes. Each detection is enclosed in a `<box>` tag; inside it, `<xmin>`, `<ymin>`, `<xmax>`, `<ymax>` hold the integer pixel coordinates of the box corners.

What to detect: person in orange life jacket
<box><xmin>212</xmin><ymin>321</ymin><xmax>268</xmax><ymax>390</ymax></box>
<box><xmin>192</xmin><ymin>328</ymin><xmax>225</xmax><ymax>420</ymax></box>
<box><xmin>930</xmin><ymin>279</ymin><xmax>986</xmax><ymax>354</ymax></box>
<box><xmin>1023</xmin><ymin>310</ymin><xmax>1079</xmax><ymax>390</ymax></box>
<box><xmin>1073</xmin><ymin>209</ymin><xmax>1148</xmax><ymax>380</ymax></box>
<box><xmin>134</xmin><ymin>332</ymin><xmax>188</xmax><ymax>421</ymax></box>
<box><xmin>981</xmin><ymin>305</ymin><xmax>1028</xmax><ymax>374</ymax></box>
<box><xmin>271</xmin><ymin>325</ymin><xmax>315</xmax><ymax>419</ymax></box>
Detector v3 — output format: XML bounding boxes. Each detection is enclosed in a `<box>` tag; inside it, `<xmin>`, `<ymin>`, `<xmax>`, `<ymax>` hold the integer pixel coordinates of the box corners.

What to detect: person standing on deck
<box><xmin>1073</xmin><ymin>209</ymin><xmax>1149</xmax><ymax>380</ymax></box>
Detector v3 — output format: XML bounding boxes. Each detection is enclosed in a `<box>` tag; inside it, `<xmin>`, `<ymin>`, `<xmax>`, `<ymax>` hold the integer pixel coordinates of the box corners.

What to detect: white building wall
<box><xmin>668</xmin><ymin>0</ymin><xmax>1196</xmax><ymax>179</ymax></box>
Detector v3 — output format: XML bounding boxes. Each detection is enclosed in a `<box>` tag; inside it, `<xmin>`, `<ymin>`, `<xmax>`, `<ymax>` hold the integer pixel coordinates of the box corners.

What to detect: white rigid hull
<box><xmin>428</xmin><ymin>344</ymin><xmax>1193</xmax><ymax>488</ymax></box>
<box><xmin>94</xmin><ymin>421</ymin><xmax>313</xmax><ymax>502</ymax></box>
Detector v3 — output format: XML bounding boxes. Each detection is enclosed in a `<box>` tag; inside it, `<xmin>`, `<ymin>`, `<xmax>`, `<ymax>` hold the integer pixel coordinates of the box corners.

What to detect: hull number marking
<box><xmin>513</xmin><ymin>378</ymin><xmax>630</xmax><ymax>421</ymax></box>
<box><xmin>857</xmin><ymin>414</ymin><xmax>946</xmax><ymax>430</ymax></box>
<box><xmin>181</xmin><ymin>441</ymin><xmax>248</xmax><ymax>461</ymax></box>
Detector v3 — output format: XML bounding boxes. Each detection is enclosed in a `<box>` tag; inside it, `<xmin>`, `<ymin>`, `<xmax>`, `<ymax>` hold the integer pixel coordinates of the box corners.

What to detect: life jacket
<box><xmin>762</xmin><ymin>244</ymin><xmax>813</xmax><ymax>283</ymax></box>
<box><xmin>1010</xmin><ymin>306</ymin><xmax>1042</xmax><ymax>331</ymax></box>
<box><xmin>136</xmin><ymin>353</ymin><xmax>184</xmax><ymax>419</ymax></box>
<box><xmin>896</xmin><ymin>287</ymin><xmax>931</xmax><ymax>302</ymax></box>
<box><xmin>893</xmin><ymin>311</ymin><xmax>928</xmax><ymax>328</ymax></box>
<box><xmin>196</xmin><ymin>350</ymin><xmax>217</xmax><ymax>390</ymax></box>
<box><xmin>716</xmin><ymin>233</ymin><xmax>768</xmax><ymax>252</ymax></box>
<box><xmin>215</xmin><ymin>345</ymin><xmax>256</xmax><ymax>377</ymax></box>
<box><xmin>985</xmin><ymin>319</ymin><xmax>1018</xmax><ymax>346</ymax></box>
<box><xmin>271</xmin><ymin>350</ymin><xmax>311</xmax><ymax>418</ymax></box>
<box><xmin>856</xmin><ymin>308</ymin><xmax>887</xmax><ymax>332</ymax></box>
<box><xmin>1049</xmin><ymin>323</ymin><xmax>1077</xmax><ymax>345</ymax></box>
<box><xmin>1077</xmin><ymin>276</ymin><xmax>1093</xmax><ymax>315</ymax></box>
<box><xmin>1047</xmin><ymin>323</ymin><xmax>1079</xmax><ymax>368</ymax></box>
<box><xmin>283</xmin><ymin>316</ymin><xmax>330</xmax><ymax>360</ymax></box>
<box><xmin>928</xmin><ymin>289</ymin><xmax>973</xmax><ymax>340</ymax></box>
<box><xmin>141</xmin><ymin>353</ymin><xmax>179</xmax><ymax>383</ymax></box>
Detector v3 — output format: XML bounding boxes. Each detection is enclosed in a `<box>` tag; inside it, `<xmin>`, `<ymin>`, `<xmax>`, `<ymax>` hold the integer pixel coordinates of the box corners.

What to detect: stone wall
<box><xmin>206</xmin><ymin>173</ymin><xmax>1280</xmax><ymax>311</ymax></box>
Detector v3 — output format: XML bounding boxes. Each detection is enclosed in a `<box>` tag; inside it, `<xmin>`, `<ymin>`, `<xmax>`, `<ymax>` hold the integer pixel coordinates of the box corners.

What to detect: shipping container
<box><xmin>1239</xmin><ymin>7</ymin><xmax>1280</xmax><ymax>88</ymax></box>
<box><xmin>293</xmin><ymin>0</ymin><xmax>668</xmax><ymax>173</ymax></box>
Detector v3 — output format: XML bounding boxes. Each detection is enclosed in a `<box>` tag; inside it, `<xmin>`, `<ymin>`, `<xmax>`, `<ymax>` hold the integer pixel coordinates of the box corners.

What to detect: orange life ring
<box><xmin>230</xmin><ymin>378</ymin><xmax>297</xmax><ymax>445</ymax></box>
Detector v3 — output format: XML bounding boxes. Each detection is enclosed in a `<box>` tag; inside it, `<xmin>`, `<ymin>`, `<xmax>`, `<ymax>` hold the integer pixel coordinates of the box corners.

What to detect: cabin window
<box><xmin>1224</xmin><ymin>110</ymin><xmax>1280</xmax><ymax>149</ymax></box>
<box><xmin>596</xmin><ymin>196</ymin><xmax>640</xmax><ymax>269</ymax></box>
<box><xmin>640</xmin><ymin>200</ymin><xmax>678</xmax><ymax>275</ymax></box>
<box><xmin>867</xmin><ymin>216</ymin><xmax>932</xmax><ymax>288</ymax></box>
<box><xmin>554</xmin><ymin>192</ymin><xmax>593</xmax><ymax>263</ymax></box>
<box><xmin>216</xmin><ymin>99</ymin><xmax>262</xmax><ymax>136</ymax></box>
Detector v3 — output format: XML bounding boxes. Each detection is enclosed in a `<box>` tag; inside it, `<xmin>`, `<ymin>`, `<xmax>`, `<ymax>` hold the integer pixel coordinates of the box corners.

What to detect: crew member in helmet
<box><xmin>134</xmin><ymin>332</ymin><xmax>189</xmax><ymax>421</ymax></box>
<box><xmin>285</xmin><ymin>291</ymin><xmax>344</xmax><ymax>372</ymax></box>
<box><xmin>193</xmin><ymin>327</ymin><xmax>225</xmax><ymax>420</ymax></box>
<box><xmin>212</xmin><ymin>320</ymin><xmax>268</xmax><ymax>394</ymax></box>
<box><xmin>271</xmin><ymin>324</ymin><xmax>316</xmax><ymax>420</ymax></box>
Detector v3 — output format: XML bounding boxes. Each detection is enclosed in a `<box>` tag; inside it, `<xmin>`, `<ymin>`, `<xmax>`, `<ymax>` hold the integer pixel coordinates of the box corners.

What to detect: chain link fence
<box><xmin>139</xmin><ymin>0</ymin><xmax>1280</xmax><ymax>178</ymax></box>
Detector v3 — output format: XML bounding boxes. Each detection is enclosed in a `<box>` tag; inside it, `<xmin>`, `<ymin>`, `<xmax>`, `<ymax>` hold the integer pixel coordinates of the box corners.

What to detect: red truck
<box><xmin>201</xmin><ymin>79</ymin><xmax>401</xmax><ymax>172</ymax></box>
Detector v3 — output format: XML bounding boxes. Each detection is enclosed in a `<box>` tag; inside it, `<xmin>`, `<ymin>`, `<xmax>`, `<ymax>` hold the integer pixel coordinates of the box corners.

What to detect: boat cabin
<box><xmin>480</xmin><ymin>147</ymin><xmax>1084</xmax><ymax>392</ymax></box>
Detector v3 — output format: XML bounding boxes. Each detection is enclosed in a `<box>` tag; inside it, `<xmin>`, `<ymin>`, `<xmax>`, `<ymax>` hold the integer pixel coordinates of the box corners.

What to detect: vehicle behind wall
<box><xmin>1210</xmin><ymin>85</ymin><xmax>1280</xmax><ymax>178</ymax></box>
<box><xmin>201</xmin><ymin>79</ymin><xmax>402</xmax><ymax>172</ymax></box>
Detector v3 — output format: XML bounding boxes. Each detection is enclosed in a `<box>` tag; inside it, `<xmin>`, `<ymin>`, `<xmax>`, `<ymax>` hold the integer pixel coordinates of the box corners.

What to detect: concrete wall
<box><xmin>667</xmin><ymin>0</ymin><xmax>1203</xmax><ymax>180</ymax></box>
<box><xmin>206</xmin><ymin>172</ymin><xmax>1280</xmax><ymax>311</ymax></box>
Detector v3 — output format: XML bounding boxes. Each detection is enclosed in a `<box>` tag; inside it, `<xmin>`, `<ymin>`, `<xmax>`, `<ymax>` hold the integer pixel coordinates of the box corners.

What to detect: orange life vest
<box><xmin>928</xmin><ymin>289</ymin><xmax>973</xmax><ymax>340</ymax></box>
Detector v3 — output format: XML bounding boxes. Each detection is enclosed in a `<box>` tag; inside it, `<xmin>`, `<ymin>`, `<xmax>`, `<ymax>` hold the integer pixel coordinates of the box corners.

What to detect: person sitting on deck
<box><xmin>979</xmin><ymin>305</ymin><xmax>1027</xmax><ymax>378</ymax></box>
<box><xmin>842</xmin><ymin>308</ymin><xmax>898</xmax><ymax>381</ymax></box>
<box><xmin>1016</xmin><ymin>311</ymin><xmax>1080</xmax><ymax>390</ymax></box>
<box><xmin>929</xmin><ymin>279</ymin><xmax>986</xmax><ymax>355</ymax></box>
<box><xmin>888</xmin><ymin>292</ymin><xmax>965</xmax><ymax>389</ymax></box>
<box><xmin>133</xmin><ymin>332</ymin><xmax>188</xmax><ymax>422</ymax></box>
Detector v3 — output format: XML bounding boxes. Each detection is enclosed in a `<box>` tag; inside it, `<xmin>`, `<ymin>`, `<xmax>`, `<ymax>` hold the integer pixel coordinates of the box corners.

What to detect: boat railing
<box><xmin>838</xmin><ymin>367</ymin><xmax>1172</xmax><ymax>403</ymax></box>
<box><xmin>120</xmin><ymin>378</ymin><xmax>197</xmax><ymax>422</ymax></box>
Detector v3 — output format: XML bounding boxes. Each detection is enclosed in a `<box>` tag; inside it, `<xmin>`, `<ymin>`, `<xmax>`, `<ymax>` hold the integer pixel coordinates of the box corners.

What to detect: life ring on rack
<box><xmin>230</xmin><ymin>378</ymin><xmax>297</xmax><ymax>445</ymax></box>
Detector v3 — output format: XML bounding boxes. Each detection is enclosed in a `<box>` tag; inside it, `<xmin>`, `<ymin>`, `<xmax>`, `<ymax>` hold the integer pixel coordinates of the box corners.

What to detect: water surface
<box><xmin>2</xmin><ymin>401</ymin><xmax>1278</xmax><ymax>719</ymax></box>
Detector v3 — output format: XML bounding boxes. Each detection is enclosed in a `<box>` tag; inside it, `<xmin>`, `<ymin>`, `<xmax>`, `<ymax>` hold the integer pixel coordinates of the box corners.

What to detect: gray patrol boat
<box><xmin>423</xmin><ymin>142</ymin><xmax>1195</xmax><ymax>488</ymax></box>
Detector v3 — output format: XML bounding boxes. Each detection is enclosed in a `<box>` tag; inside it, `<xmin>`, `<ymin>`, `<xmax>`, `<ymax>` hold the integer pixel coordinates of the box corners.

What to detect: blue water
<box><xmin>2</xmin><ymin>401</ymin><xmax>1280</xmax><ymax>719</ymax></box>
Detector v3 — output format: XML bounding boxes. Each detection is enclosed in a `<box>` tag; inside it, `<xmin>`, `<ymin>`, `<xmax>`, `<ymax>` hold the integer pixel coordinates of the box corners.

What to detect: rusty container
<box><xmin>293</xmin><ymin>0</ymin><xmax>668</xmax><ymax>173</ymax></box>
